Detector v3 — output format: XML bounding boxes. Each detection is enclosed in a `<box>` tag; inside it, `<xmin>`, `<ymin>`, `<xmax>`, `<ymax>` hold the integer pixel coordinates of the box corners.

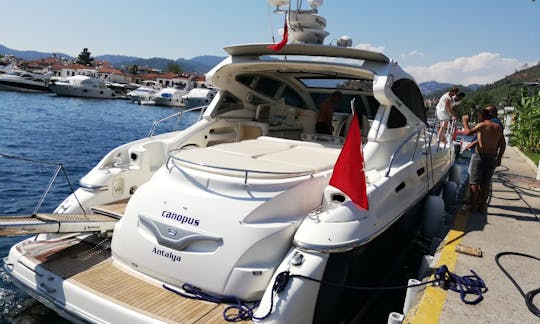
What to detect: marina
<box><xmin>1</xmin><ymin>1</ymin><xmax>539</xmax><ymax>323</ymax></box>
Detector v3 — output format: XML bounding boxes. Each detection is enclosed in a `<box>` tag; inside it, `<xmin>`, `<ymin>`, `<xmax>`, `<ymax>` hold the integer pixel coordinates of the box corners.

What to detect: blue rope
<box><xmin>434</xmin><ymin>265</ymin><xmax>487</xmax><ymax>305</ymax></box>
<box><xmin>163</xmin><ymin>283</ymin><xmax>258</xmax><ymax>322</ymax></box>
<box><xmin>164</xmin><ymin>265</ymin><xmax>486</xmax><ymax>321</ymax></box>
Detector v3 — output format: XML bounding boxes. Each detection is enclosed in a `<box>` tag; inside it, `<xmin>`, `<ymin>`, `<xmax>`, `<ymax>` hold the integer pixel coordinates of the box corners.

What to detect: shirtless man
<box><xmin>462</xmin><ymin>108</ymin><xmax>506</xmax><ymax>212</ymax></box>
<box><xmin>316</xmin><ymin>91</ymin><xmax>342</xmax><ymax>135</ymax></box>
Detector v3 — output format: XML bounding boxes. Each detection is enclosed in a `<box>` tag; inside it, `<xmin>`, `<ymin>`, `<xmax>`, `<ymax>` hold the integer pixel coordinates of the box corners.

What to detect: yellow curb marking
<box><xmin>403</xmin><ymin>208</ymin><xmax>470</xmax><ymax>323</ymax></box>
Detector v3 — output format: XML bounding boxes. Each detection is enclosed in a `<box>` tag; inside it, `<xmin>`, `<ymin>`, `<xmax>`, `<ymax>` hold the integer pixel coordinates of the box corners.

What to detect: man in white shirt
<box><xmin>436</xmin><ymin>87</ymin><xmax>459</xmax><ymax>143</ymax></box>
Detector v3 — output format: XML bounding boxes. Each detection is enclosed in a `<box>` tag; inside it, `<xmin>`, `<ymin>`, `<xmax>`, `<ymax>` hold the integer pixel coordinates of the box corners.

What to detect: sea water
<box><xmin>0</xmin><ymin>90</ymin><xmax>199</xmax><ymax>322</ymax></box>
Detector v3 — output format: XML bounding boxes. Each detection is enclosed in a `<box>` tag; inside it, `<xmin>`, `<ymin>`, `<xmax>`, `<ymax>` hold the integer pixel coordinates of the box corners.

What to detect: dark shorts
<box><xmin>469</xmin><ymin>153</ymin><xmax>497</xmax><ymax>185</ymax></box>
<box><xmin>315</xmin><ymin>121</ymin><xmax>332</xmax><ymax>135</ymax></box>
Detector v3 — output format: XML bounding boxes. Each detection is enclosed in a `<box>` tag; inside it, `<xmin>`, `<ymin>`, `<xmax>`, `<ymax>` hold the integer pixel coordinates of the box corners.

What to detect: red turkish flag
<box><xmin>268</xmin><ymin>19</ymin><xmax>288</xmax><ymax>51</ymax></box>
<box><xmin>329</xmin><ymin>114</ymin><xmax>369</xmax><ymax>210</ymax></box>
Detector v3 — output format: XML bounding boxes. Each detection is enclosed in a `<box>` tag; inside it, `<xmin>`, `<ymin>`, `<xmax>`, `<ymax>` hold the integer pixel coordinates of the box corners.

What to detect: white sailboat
<box><xmin>2</xmin><ymin>1</ymin><xmax>457</xmax><ymax>322</ymax></box>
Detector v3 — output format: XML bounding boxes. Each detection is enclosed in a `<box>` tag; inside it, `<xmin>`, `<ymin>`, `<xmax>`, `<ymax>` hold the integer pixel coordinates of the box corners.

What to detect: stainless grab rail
<box><xmin>147</xmin><ymin>106</ymin><xmax>207</xmax><ymax>137</ymax></box>
<box><xmin>384</xmin><ymin>128</ymin><xmax>423</xmax><ymax>177</ymax></box>
<box><xmin>384</xmin><ymin>118</ymin><xmax>457</xmax><ymax>177</ymax></box>
<box><xmin>167</xmin><ymin>149</ymin><xmax>315</xmax><ymax>185</ymax></box>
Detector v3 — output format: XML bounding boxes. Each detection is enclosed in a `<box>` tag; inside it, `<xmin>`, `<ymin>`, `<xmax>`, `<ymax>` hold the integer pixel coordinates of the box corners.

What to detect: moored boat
<box><xmin>182</xmin><ymin>87</ymin><xmax>217</xmax><ymax>108</ymax></box>
<box><xmin>2</xmin><ymin>1</ymin><xmax>457</xmax><ymax>323</ymax></box>
<box><xmin>49</xmin><ymin>75</ymin><xmax>119</xmax><ymax>99</ymax></box>
<box><xmin>0</xmin><ymin>68</ymin><xmax>52</xmax><ymax>92</ymax></box>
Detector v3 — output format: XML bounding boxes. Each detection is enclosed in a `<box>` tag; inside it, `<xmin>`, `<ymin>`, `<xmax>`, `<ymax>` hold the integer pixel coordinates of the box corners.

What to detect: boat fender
<box><xmin>448</xmin><ymin>165</ymin><xmax>462</xmax><ymax>185</ymax></box>
<box><xmin>422</xmin><ymin>195</ymin><xmax>444</xmax><ymax>239</ymax></box>
<box><xmin>162</xmin><ymin>264</ymin><xmax>486</xmax><ymax>322</ymax></box>
<box><xmin>443</xmin><ymin>181</ymin><xmax>457</xmax><ymax>211</ymax></box>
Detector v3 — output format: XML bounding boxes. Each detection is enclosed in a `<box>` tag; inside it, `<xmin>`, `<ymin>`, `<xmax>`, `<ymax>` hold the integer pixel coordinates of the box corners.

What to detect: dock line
<box><xmin>495</xmin><ymin>252</ymin><xmax>540</xmax><ymax>317</ymax></box>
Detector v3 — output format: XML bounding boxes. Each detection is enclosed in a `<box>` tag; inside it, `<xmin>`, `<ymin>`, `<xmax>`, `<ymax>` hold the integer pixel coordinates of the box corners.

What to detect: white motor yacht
<box><xmin>126</xmin><ymin>80</ymin><xmax>161</xmax><ymax>102</ymax></box>
<box><xmin>2</xmin><ymin>1</ymin><xmax>457</xmax><ymax>323</ymax></box>
<box><xmin>182</xmin><ymin>87</ymin><xmax>217</xmax><ymax>108</ymax></box>
<box><xmin>150</xmin><ymin>79</ymin><xmax>195</xmax><ymax>107</ymax></box>
<box><xmin>49</xmin><ymin>75</ymin><xmax>119</xmax><ymax>99</ymax></box>
<box><xmin>0</xmin><ymin>68</ymin><xmax>52</xmax><ymax>92</ymax></box>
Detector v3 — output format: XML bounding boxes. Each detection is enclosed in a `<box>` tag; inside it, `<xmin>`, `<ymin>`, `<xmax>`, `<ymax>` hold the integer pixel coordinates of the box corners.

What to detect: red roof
<box><xmin>63</xmin><ymin>63</ymin><xmax>92</xmax><ymax>70</ymax></box>
<box><xmin>98</xmin><ymin>66</ymin><xmax>125</xmax><ymax>75</ymax></box>
<box><xmin>156</xmin><ymin>72</ymin><xmax>177</xmax><ymax>79</ymax></box>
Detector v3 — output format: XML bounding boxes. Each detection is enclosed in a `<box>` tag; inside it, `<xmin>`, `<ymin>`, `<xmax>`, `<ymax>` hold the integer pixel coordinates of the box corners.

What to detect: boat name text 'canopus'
<box><xmin>161</xmin><ymin>210</ymin><xmax>200</xmax><ymax>226</ymax></box>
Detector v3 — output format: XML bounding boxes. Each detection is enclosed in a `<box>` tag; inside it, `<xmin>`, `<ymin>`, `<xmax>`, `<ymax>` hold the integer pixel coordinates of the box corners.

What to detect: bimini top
<box><xmin>223</xmin><ymin>43</ymin><xmax>390</xmax><ymax>64</ymax></box>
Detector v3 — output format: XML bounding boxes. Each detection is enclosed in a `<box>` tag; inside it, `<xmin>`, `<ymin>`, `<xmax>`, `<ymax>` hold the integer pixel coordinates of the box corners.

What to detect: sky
<box><xmin>1</xmin><ymin>0</ymin><xmax>539</xmax><ymax>85</ymax></box>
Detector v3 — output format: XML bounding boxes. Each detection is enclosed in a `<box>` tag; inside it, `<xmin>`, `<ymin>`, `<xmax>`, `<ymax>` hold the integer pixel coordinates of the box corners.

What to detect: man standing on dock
<box><xmin>462</xmin><ymin>108</ymin><xmax>506</xmax><ymax>212</ymax></box>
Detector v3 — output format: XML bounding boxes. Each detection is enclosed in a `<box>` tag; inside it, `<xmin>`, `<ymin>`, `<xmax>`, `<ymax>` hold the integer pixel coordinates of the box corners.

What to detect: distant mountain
<box><xmin>467</xmin><ymin>84</ymin><xmax>482</xmax><ymax>91</ymax></box>
<box><xmin>95</xmin><ymin>54</ymin><xmax>140</xmax><ymax>65</ymax></box>
<box><xmin>115</xmin><ymin>56</ymin><xmax>225</xmax><ymax>73</ymax></box>
<box><xmin>0</xmin><ymin>44</ymin><xmax>72</xmax><ymax>60</ymax></box>
<box><xmin>0</xmin><ymin>44</ymin><xmax>225</xmax><ymax>74</ymax></box>
<box><xmin>419</xmin><ymin>81</ymin><xmax>455</xmax><ymax>96</ymax></box>
<box><xmin>461</xmin><ymin>62</ymin><xmax>540</xmax><ymax>108</ymax></box>
<box><xmin>190</xmin><ymin>55</ymin><xmax>224</xmax><ymax>69</ymax></box>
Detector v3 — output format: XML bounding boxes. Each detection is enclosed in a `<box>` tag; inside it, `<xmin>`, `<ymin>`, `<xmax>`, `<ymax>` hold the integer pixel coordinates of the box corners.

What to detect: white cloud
<box><xmin>404</xmin><ymin>52</ymin><xmax>528</xmax><ymax>85</ymax></box>
<box><xmin>400</xmin><ymin>50</ymin><xmax>424</xmax><ymax>59</ymax></box>
<box><xmin>355</xmin><ymin>43</ymin><xmax>385</xmax><ymax>53</ymax></box>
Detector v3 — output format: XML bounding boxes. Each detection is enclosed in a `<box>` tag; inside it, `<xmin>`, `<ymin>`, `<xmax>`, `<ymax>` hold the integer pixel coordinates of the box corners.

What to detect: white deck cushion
<box><xmin>170</xmin><ymin>137</ymin><xmax>341</xmax><ymax>179</ymax></box>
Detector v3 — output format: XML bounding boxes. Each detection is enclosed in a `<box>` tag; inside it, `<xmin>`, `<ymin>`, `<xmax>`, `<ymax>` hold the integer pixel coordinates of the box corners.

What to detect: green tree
<box><xmin>76</xmin><ymin>48</ymin><xmax>94</xmax><ymax>66</ymax></box>
<box><xmin>128</xmin><ymin>64</ymin><xmax>139</xmax><ymax>75</ymax></box>
<box><xmin>512</xmin><ymin>88</ymin><xmax>540</xmax><ymax>153</ymax></box>
<box><xmin>166</xmin><ymin>61</ymin><xmax>182</xmax><ymax>74</ymax></box>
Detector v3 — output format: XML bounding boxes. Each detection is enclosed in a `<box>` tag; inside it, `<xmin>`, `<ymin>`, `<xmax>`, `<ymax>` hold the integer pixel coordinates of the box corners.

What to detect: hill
<box><xmin>0</xmin><ymin>44</ymin><xmax>71</xmax><ymax>60</ymax></box>
<box><xmin>111</xmin><ymin>56</ymin><xmax>224</xmax><ymax>73</ymax></box>
<box><xmin>0</xmin><ymin>44</ymin><xmax>225</xmax><ymax>73</ymax></box>
<box><xmin>461</xmin><ymin>62</ymin><xmax>540</xmax><ymax>109</ymax></box>
<box><xmin>95</xmin><ymin>54</ymin><xmax>140</xmax><ymax>65</ymax></box>
<box><xmin>419</xmin><ymin>81</ymin><xmax>454</xmax><ymax>96</ymax></box>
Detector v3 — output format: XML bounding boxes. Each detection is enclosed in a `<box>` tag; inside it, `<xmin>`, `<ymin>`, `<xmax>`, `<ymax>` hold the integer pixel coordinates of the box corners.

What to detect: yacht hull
<box><xmin>4</xmin><ymin>145</ymin><xmax>453</xmax><ymax>324</ymax></box>
<box><xmin>0</xmin><ymin>80</ymin><xmax>51</xmax><ymax>92</ymax></box>
<box><xmin>50</xmin><ymin>85</ymin><xmax>118</xmax><ymax>99</ymax></box>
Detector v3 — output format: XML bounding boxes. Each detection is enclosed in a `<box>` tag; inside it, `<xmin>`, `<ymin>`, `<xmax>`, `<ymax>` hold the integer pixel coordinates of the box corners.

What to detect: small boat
<box><xmin>126</xmin><ymin>80</ymin><xmax>161</xmax><ymax>102</ymax></box>
<box><xmin>0</xmin><ymin>68</ymin><xmax>52</xmax><ymax>92</ymax></box>
<box><xmin>182</xmin><ymin>87</ymin><xmax>217</xmax><ymax>108</ymax></box>
<box><xmin>149</xmin><ymin>78</ymin><xmax>196</xmax><ymax>107</ymax></box>
<box><xmin>49</xmin><ymin>75</ymin><xmax>119</xmax><ymax>99</ymax></box>
<box><xmin>2</xmin><ymin>1</ymin><xmax>457</xmax><ymax>322</ymax></box>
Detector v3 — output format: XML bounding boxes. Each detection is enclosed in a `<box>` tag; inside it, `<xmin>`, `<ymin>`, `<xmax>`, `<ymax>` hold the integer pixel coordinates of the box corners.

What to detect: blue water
<box><xmin>0</xmin><ymin>90</ymin><xmax>199</xmax><ymax>322</ymax></box>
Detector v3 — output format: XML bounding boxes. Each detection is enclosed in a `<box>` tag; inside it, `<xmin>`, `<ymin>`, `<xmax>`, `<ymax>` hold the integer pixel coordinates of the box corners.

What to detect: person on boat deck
<box><xmin>452</xmin><ymin>92</ymin><xmax>466</xmax><ymax>111</ymax></box>
<box><xmin>316</xmin><ymin>90</ymin><xmax>342</xmax><ymax>135</ymax></box>
<box><xmin>436</xmin><ymin>86</ymin><xmax>459</xmax><ymax>143</ymax></box>
<box><xmin>462</xmin><ymin>108</ymin><xmax>506</xmax><ymax>213</ymax></box>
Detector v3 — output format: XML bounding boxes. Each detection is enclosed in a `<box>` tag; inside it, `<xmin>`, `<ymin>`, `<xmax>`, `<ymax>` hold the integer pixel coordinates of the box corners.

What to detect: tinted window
<box><xmin>254</xmin><ymin>77</ymin><xmax>281</xmax><ymax>97</ymax></box>
<box><xmin>281</xmin><ymin>86</ymin><xmax>305</xmax><ymax>108</ymax></box>
<box><xmin>388</xmin><ymin>106</ymin><xmax>407</xmax><ymax>128</ymax></box>
<box><xmin>391</xmin><ymin>79</ymin><xmax>426</xmax><ymax>122</ymax></box>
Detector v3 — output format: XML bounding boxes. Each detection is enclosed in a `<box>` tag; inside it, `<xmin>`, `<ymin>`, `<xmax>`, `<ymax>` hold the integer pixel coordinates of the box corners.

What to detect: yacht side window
<box><xmin>387</xmin><ymin>106</ymin><xmax>407</xmax><ymax>129</ymax></box>
<box><xmin>391</xmin><ymin>79</ymin><xmax>426</xmax><ymax>123</ymax></box>
<box><xmin>213</xmin><ymin>91</ymin><xmax>243</xmax><ymax>115</ymax></box>
<box><xmin>281</xmin><ymin>86</ymin><xmax>306</xmax><ymax>108</ymax></box>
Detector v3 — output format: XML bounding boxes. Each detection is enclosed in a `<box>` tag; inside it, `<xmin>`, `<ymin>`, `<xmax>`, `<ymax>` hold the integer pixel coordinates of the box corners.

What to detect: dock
<box><xmin>404</xmin><ymin>146</ymin><xmax>540</xmax><ymax>323</ymax></box>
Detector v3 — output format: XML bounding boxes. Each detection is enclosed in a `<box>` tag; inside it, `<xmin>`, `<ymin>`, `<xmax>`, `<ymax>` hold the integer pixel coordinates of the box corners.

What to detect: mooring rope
<box><xmin>164</xmin><ymin>265</ymin><xmax>486</xmax><ymax>321</ymax></box>
<box><xmin>0</xmin><ymin>152</ymin><xmax>85</xmax><ymax>215</ymax></box>
<box><xmin>492</xmin><ymin>169</ymin><xmax>540</xmax><ymax>317</ymax></box>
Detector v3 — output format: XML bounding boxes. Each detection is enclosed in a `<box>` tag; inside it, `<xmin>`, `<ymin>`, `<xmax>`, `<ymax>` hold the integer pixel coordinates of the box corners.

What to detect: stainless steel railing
<box><xmin>147</xmin><ymin>106</ymin><xmax>208</xmax><ymax>137</ymax></box>
<box><xmin>384</xmin><ymin>118</ymin><xmax>457</xmax><ymax>177</ymax></box>
<box><xmin>167</xmin><ymin>149</ymin><xmax>315</xmax><ymax>184</ymax></box>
